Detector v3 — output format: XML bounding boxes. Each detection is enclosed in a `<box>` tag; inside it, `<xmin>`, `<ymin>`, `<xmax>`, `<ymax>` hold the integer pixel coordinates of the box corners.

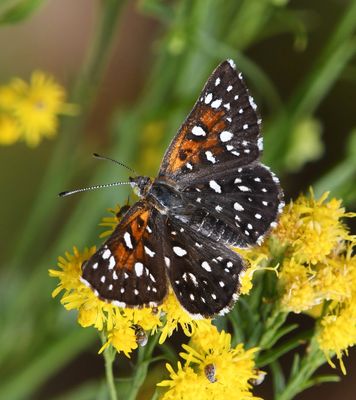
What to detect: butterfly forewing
<box><xmin>159</xmin><ymin>60</ymin><xmax>261</xmax><ymax>181</ymax></box>
<box><xmin>162</xmin><ymin>219</ymin><xmax>245</xmax><ymax>317</ymax></box>
<box><xmin>81</xmin><ymin>201</ymin><xmax>168</xmax><ymax>307</ymax></box>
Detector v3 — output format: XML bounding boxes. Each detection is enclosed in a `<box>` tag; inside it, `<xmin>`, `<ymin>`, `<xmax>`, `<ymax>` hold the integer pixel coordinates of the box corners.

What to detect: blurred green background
<box><xmin>0</xmin><ymin>0</ymin><xmax>355</xmax><ymax>399</ymax></box>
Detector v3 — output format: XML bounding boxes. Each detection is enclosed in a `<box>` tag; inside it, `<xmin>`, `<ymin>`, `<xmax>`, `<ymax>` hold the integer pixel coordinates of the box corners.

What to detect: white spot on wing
<box><xmin>205</xmin><ymin>150</ymin><xmax>216</xmax><ymax>164</ymax></box>
<box><xmin>201</xmin><ymin>261</ymin><xmax>211</xmax><ymax>272</ymax></box>
<box><xmin>227</xmin><ymin>85</ymin><xmax>233</xmax><ymax>92</ymax></box>
<box><xmin>227</xmin><ymin>59</ymin><xmax>236</xmax><ymax>68</ymax></box>
<box><xmin>173</xmin><ymin>246</ymin><xmax>187</xmax><ymax>257</ymax></box>
<box><xmin>135</xmin><ymin>262</ymin><xmax>144</xmax><ymax>277</ymax></box>
<box><xmin>204</xmin><ymin>93</ymin><xmax>213</xmax><ymax>104</ymax></box>
<box><xmin>249</xmin><ymin>95</ymin><xmax>257</xmax><ymax>110</ymax></box>
<box><xmin>238</xmin><ymin>185</ymin><xmax>251</xmax><ymax>192</ymax></box>
<box><xmin>211</xmin><ymin>99</ymin><xmax>222</xmax><ymax>109</ymax></box>
<box><xmin>258</xmin><ymin>137</ymin><xmax>263</xmax><ymax>150</ymax></box>
<box><xmin>215</xmin><ymin>77</ymin><xmax>220</xmax><ymax>86</ymax></box>
<box><xmin>220</xmin><ymin>131</ymin><xmax>233</xmax><ymax>142</ymax></box>
<box><xmin>209</xmin><ymin>180</ymin><xmax>222</xmax><ymax>193</ymax></box>
<box><xmin>108</xmin><ymin>256</ymin><xmax>115</xmax><ymax>270</ymax></box>
<box><xmin>124</xmin><ymin>232</ymin><xmax>133</xmax><ymax>249</ymax></box>
<box><xmin>144</xmin><ymin>246</ymin><xmax>155</xmax><ymax>257</ymax></box>
<box><xmin>234</xmin><ymin>202</ymin><xmax>244</xmax><ymax>211</ymax></box>
<box><xmin>192</xmin><ymin>125</ymin><xmax>206</xmax><ymax>136</ymax></box>
<box><xmin>102</xmin><ymin>249</ymin><xmax>111</xmax><ymax>259</ymax></box>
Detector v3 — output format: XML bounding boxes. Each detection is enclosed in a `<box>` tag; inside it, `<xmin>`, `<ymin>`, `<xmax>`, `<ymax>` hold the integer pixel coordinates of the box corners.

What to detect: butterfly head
<box><xmin>130</xmin><ymin>176</ymin><xmax>152</xmax><ymax>198</ymax></box>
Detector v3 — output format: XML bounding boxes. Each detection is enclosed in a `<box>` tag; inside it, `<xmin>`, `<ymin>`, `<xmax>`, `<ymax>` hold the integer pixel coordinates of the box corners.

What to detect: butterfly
<box><xmin>80</xmin><ymin>59</ymin><xmax>284</xmax><ymax>318</ymax></box>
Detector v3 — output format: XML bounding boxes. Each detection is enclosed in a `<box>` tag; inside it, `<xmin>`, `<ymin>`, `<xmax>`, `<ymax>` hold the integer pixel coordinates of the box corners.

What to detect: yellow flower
<box><xmin>100</xmin><ymin>316</ymin><xmax>138</xmax><ymax>357</ymax></box>
<box><xmin>159</xmin><ymin>292</ymin><xmax>205</xmax><ymax>344</ymax></box>
<box><xmin>3</xmin><ymin>71</ymin><xmax>77</xmax><ymax>146</ymax></box>
<box><xmin>158</xmin><ymin>362</ymin><xmax>205</xmax><ymax>400</ymax></box>
<box><xmin>316</xmin><ymin>247</ymin><xmax>356</xmax><ymax>373</ymax></box>
<box><xmin>99</xmin><ymin>203</ymin><xmax>130</xmax><ymax>238</ymax></box>
<box><xmin>234</xmin><ymin>247</ymin><xmax>271</xmax><ymax>295</ymax></box>
<box><xmin>275</xmin><ymin>190</ymin><xmax>353</xmax><ymax>264</ymax></box>
<box><xmin>0</xmin><ymin>114</ymin><xmax>20</xmax><ymax>145</ymax></box>
<box><xmin>278</xmin><ymin>258</ymin><xmax>317</xmax><ymax>313</ymax></box>
<box><xmin>317</xmin><ymin>303</ymin><xmax>356</xmax><ymax>375</ymax></box>
<box><xmin>159</xmin><ymin>324</ymin><xmax>261</xmax><ymax>399</ymax></box>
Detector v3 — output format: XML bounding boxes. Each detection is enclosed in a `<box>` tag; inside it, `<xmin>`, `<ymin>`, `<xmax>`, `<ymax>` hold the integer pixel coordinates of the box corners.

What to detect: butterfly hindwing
<box><xmin>162</xmin><ymin>218</ymin><xmax>245</xmax><ymax>317</ymax></box>
<box><xmin>159</xmin><ymin>60</ymin><xmax>261</xmax><ymax>181</ymax></box>
<box><xmin>179</xmin><ymin>164</ymin><xmax>284</xmax><ymax>248</ymax></box>
<box><xmin>81</xmin><ymin>201</ymin><xmax>168</xmax><ymax>307</ymax></box>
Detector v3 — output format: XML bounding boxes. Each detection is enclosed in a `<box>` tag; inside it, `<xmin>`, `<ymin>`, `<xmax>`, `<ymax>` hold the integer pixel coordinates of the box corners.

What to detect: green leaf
<box><xmin>0</xmin><ymin>0</ymin><xmax>46</xmax><ymax>24</ymax></box>
<box><xmin>290</xmin><ymin>353</ymin><xmax>300</xmax><ymax>379</ymax></box>
<box><xmin>271</xmin><ymin>360</ymin><xmax>286</xmax><ymax>396</ymax></box>
<box><xmin>266</xmin><ymin>323</ymin><xmax>299</xmax><ymax>349</ymax></box>
<box><xmin>301</xmin><ymin>374</ymin><xmax>341</xmax><ymax>391</ymax></box>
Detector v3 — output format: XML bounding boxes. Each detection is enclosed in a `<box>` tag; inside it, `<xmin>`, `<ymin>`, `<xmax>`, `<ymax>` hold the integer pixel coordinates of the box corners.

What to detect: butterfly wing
<box><xmin>159</xmin><ymin>59</ymin><xmax>261</xmax><ymax>181</ymax></box>
<box><xmin>179</xmin><ymin>163</ymin><xmax>284</xmax><ymax>248</ymax></box>
<box><xmin>81</xmin><ymin>201</ymin><xmax>168</xmax><ymax>308</ymax></box>
<box><xmin>162</xmin><ymin>217</ymin><xmax>245</xmax><ymax>318</ymax></box>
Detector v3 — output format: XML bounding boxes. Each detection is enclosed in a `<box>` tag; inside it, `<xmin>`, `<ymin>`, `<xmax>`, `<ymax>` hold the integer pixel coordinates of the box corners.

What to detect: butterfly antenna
<box><xmin>59</xmin><ymin>181</ymin><xmax>131</xmax><ymax>197</ymax></box>
<box><xmin>93</xmin><ymin>153</ymin><xmax>137</xmax><ymax>175</ymax></box>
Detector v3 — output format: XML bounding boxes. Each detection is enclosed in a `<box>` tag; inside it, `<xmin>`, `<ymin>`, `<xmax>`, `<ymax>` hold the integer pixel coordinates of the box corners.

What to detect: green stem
<box><xmin>101</xmin><ymin>332</ymin><xmax>118</xmax><ymax>400</ymax></box>
<box><xmin>127</xmin><ymin>334</ymin><xmax>159</xmax><ymax>400</ymax></box>
<box><xmin>275</xmin><ymin>338</ymin><xmax>327</xmax><ymax>400</ymax></box>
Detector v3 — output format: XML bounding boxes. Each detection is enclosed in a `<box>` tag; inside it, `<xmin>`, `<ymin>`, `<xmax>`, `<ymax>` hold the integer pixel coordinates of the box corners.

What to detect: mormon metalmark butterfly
<box><xmin>70</xmin><ymin>60</ymin><xmax>283</xmax><ymax>318</ymax></box>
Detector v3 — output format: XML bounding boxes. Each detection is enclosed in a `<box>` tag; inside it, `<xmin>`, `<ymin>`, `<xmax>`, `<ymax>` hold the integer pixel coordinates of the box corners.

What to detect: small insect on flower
<box><xmin>132</xmin><ymin>324</ymin><xmax>148</xmax><ymax>347</ymax></box>
<box><xmin>204</xmin><ymin>363</ymin><xmax>217</xmax><ymax>383</ymax></box>
<box><xmin>60</xmin><ymin>60</ymin><xmax>283</xmax><ymax>318</ymax></box>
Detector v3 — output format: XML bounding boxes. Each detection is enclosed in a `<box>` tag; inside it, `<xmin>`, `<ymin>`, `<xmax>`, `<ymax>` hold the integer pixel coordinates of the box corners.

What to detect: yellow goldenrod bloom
<box><xmin>159</xmin><ymin>323</ymin><xmax>261</xmax><ymax>399</ymax></box>
<box><xmin>0</xmin><ymin>114</ymin><xmax>20</xmax><ymax>145</ymax></box>
<box><xmin>0</xmin><ymin>71</ymin><xmax>77</xmax><ymax>147</ymax></box>
<box><xmin>275</xmin><ymin>190</ymin><xmax>353</xmax><ymax>264</ymax></box>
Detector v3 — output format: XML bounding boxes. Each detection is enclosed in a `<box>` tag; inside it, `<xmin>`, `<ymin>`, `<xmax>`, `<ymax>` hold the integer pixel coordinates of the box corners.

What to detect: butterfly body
<box><xmin>80</xmin><ymin>60</ymin><xmax>284</xmax><ymax>318</ymax></box>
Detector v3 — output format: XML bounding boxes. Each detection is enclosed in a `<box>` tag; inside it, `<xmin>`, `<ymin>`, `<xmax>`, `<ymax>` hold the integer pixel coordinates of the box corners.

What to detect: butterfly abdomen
<box><xmin>186</xmin><ymin>209</ymin><xmax>246</xmax><ymax>247</ymax></box>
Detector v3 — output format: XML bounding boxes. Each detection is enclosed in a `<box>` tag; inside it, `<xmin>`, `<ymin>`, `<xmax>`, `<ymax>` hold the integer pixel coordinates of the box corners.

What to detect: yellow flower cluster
<box><xmin>238</xmin><ymin>189</ymin><xmax>355</xmax><ymax>373</ymax></box>
<box><xmin>0</xmin><ymin>71</ymin><xmax>77</xmax><ymax>147</ymax></box>
<box><xmin>158</xmin><ymin>322</ymin><xmax>261</xmax><ymax>400</ymax></box>
<box><xmin>49</xmin><ymin>246</ymin><xmax>204</xmax><ymax>357</ymax></box>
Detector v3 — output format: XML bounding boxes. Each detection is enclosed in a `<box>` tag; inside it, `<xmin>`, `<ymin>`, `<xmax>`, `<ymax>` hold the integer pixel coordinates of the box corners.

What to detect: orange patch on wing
<box><xmin>164</xmin><ymin>107</ymin><xmax>226</xmax><ymax>173</ymax></box>
<box><xmin>113</xmin><ymin>207</ymin><xmax>151</xmax><ymax>270</ymax></box>
<box><xmin>200</xmin><ymin>108</ymin><xmax>225</xmax><ymax>130</ymax></box>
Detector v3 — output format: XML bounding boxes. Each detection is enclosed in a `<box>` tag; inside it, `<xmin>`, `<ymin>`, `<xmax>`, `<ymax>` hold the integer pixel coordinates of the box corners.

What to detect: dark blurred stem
<box><xmin>10</xmin><ymin>0</ymin><xmax>126</xmax><ymax>269</ymax></box>
<box><xmin>101</xmin><ymin>333</ymin><xmax>118</xmax><ymax>400</ymax></box>
<box><xmin>127</xmin><ymin>334</ymin><xmax>159</xmax><ymax>400</ymax></box>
